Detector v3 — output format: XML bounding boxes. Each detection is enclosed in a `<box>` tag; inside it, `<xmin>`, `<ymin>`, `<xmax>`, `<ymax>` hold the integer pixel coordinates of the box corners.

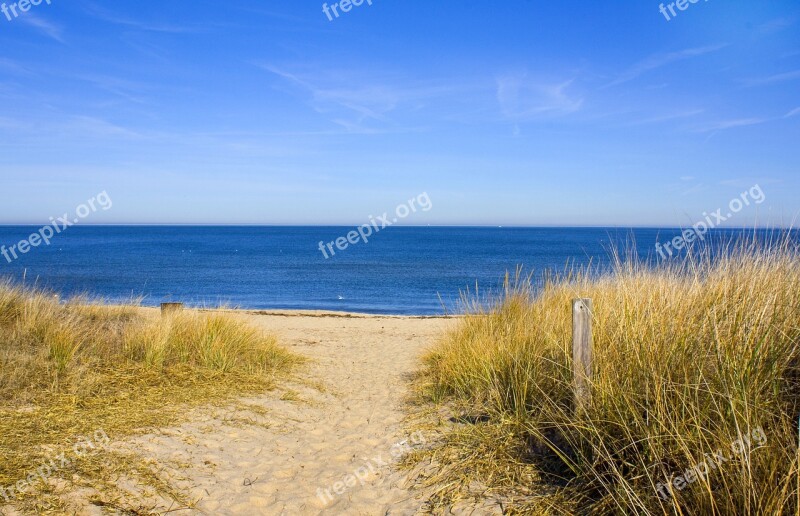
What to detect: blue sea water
<box><xmin>0</xmin><ymin>226</ymin><xmax>781</xmax><ymax>315</ymax></box>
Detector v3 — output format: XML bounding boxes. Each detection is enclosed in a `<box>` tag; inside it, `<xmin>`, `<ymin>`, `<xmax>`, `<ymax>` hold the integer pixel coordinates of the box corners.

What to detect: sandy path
<box><xmin>124</xmin><ymin>311</ymin><xmax>451</xmax><ymax>515</ymax></box>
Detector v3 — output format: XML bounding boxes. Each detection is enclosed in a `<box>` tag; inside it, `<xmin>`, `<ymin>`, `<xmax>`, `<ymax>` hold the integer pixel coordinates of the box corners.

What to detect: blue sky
<box><xmin>0</xmin><ymin>0</ymin><xmax>798</xmax><ymax>226</ymax></box>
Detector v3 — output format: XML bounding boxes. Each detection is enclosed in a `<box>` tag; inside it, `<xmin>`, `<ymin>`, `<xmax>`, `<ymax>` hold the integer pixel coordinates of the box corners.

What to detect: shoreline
<box><xmin>129</xmin><ymin>305</ymin><xmax>458</xmax><ymax>319</ymax></box>
<box><xmin>208</xmin><ymin>307</ymin><xmax>458</xmax><ymax>319</ymax></box>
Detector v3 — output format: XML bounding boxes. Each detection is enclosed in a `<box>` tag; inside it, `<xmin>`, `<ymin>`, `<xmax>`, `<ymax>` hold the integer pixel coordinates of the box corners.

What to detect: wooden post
<box><xmin>572</xmin><ymin>298</ymin><xmax>593</xmax><ymax>414</ymax></box>
<box><xmin>160</xmin><ymin>302</ymin><xmax>184</xmax><ymax>315</ymax></box>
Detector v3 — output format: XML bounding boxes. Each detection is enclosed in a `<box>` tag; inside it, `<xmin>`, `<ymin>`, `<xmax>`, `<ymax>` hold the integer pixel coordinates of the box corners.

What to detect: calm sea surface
<box><xmin>0</xmin><ymin>226</ymin><xmax>778</xmax><ymax>315</ymax></box>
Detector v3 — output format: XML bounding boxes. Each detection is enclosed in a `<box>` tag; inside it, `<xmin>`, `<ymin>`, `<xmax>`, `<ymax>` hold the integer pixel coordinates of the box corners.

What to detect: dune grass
<box><xmin>0</xmin><ymin>282</ymin><xmax>300</xmax><ymax>512</ymax></box>
<box><xmin>414</xmin><ymin>236</ymin><xmax>800</xmax><ymax>515</ymax></box>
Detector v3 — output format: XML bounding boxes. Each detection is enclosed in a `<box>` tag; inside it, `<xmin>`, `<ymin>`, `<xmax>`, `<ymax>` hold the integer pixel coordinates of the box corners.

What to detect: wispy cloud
<box><xmin>83</xmin><ymin>3</ymin><xmax>206</xmax><ymax>33</ymax></box>
<box><xmin>19</xmin><ymin>15</ymin><xmax>64</xmax><ymax>43</ymax></box>
<box><xmin>784</xmin><ymin>107</ymin><xmax>800</xmax><ymax>119</ymax></box>
<box><xmin>495</xmin><ymin>74</ymin><xmax>583</xmax><ymax>120</ymax></box>
<box><xmin>681</xmin><ymin>183</ymin><xmax>707</xmax><ymax>196</ymax></box>
<box><xmin>64</xmin><ymin>116</ymin><xmax>141</xmax><ymax>138</ymax></box>
<box><xmin>665</xmin><ymin>176</ymin><xmax>706</xmax><ymax>196</ymax></box>
<box><xmin>0</xmin><ymin>57</ymin><xmax>33</xmax><ymax>76</ymax></box>
<box><xmin>75</xmin><ymin>74</ymin><xmax>153</xmax><ymax>104</ymax></box>
<box><xmin>743</xmin><ymin>70</ymin><xmax>800</xmax><ymax>87</ymax></box>
<box><xmin>0</xmin><ymin>114</ymin><xmax>141</xmax><ymax>140</ymax></box>
<box><xmin>695</xmin><ymin>117</ymin><xmax>767</xmax><ymax>133</ymax></box>
<box><xmin>605</xmin><ymin>44</ymin><xmax>728</xmax><ymax>87</ymax></box>
<box><xmin>720</xmin><ymin>178</ymin><xmax>782</xmax><ymax>188</ymax></box>
<box><xmin>262</xmin><ymin>65</ymin><xmax>391</xmax><ymax>122</ymax></box>
<box><xmin>258</xmin><ymin>64</ymin><xmax>457</xmax><ymax>132</ymax></box>
<box><xmin>756</xmin><ymin>16</ymin><xmax>798</xmax><ymax>34</ymax></box>
<box><xmin>625</xmin><ymin>109</ymin><xmax>705</xmax><ymax>126</ymax></box>
<box><xmin>697</xmin><ymin>106</ymin><xmax>800</xmax><ymax>133</ymax></box>
<box><xmin>230</xmin><ymin>6</ymin><xmax>310</xmax><ymax>24</ymax></box>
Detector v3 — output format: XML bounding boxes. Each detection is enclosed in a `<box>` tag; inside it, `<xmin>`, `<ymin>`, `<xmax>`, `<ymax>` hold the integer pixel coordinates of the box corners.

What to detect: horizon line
<box><xmin>0</xmin><ymin>224</ymin><xmax>793</xmax><ymax>230</ymax></box>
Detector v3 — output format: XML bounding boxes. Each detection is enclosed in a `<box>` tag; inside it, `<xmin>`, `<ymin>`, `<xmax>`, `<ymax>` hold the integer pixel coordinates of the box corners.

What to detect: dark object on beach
<box><xmin>160</xmin><ymin>302</ymin><xmax>184</xmax><ymax>315</ymax></box>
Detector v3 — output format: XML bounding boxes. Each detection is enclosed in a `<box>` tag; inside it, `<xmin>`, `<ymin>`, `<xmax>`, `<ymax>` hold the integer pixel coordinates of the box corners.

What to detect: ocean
<box><xmin>0</xmin><ymin>226</ymin><xmax>775</xmax><ymax>315</ymax></box>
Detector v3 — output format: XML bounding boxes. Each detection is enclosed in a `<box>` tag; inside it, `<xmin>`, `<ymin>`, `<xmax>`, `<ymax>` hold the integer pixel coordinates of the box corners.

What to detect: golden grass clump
<box><xmin>0</xmin><ymin>284</ymin><xmax>299</xmax><ymax>511</ymax></box>
<box><xmin>417</xmin><ymin>236</ymin><xmax>800</xmax><ymax>515</ymax></box>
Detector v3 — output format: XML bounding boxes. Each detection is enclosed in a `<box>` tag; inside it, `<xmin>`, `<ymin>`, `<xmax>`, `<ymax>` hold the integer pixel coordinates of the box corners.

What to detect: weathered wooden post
<box><xmin>572</xmin><ymin>298</ymin><xmax>593</xmax><ymax>414</ymax></box>
<box><xmin>160</xmin><ymin>302</ymin><xmax>184</xmax><ymax>315</ymax></box>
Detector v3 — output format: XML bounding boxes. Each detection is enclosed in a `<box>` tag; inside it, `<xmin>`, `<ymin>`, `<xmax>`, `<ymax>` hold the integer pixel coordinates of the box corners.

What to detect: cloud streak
<box><xmin>605</xmin><ymin>44</ymin><xmax>728</xmax><ymax>87</ymax></box>
<box><xmin>19</xmin><ymin>15</ymin><xmax>64</xmax><ymax>43</ymax></box>
<box><xmin>496</xmin><ymin>75</ymin><xmax>583</xmax><ymax>120</ymax></box>
<box><xmin>743</xmin><ymin>70</ymin><xmax>800</xmax><ymax>87</ymax></box>
<box><xmin>83</xmin><ymin>3</ymin><xmax>207</xmax><ymax>33</ymax></box>
<box><xmin>258</xmin><ymin>64</ymin><xmax>460</xmax><ymax>132</ymax></box>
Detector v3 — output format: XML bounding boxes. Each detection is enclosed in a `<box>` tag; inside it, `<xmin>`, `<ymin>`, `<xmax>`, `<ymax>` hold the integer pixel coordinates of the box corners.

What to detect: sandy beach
<box><xmin>111</xmin><ymin>310</ymin><xmax>453</xmax><ymax>515</ymax></box>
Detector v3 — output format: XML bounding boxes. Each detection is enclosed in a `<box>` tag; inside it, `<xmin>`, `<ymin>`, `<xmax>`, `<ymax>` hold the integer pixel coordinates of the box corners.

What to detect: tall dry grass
<box><xmin>417</xmin><ymin>236</ymin><xmax>800</xmax><ymax>515</ymax></box>
<box><xmin>0</xmin><ymin>282</ymin><xmax>299</xmax><ymax>510</ymax></box>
